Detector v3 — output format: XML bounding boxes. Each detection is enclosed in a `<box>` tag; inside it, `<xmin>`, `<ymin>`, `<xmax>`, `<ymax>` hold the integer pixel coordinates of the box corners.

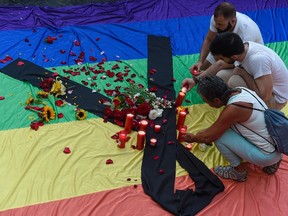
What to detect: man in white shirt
<box><xmin>208</xmin><ymin>32</ymin><xmax>288</xmax><ymax>109</ymax></box>
<box><xmin>190</xmin><ymin>2</ymin><xmax>263</xmax><ymax>78</ymax></box>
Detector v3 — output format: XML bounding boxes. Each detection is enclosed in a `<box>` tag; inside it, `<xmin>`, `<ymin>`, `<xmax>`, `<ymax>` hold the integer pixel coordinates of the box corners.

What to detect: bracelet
<box><xmin>192</xmin><ymin>76</ymin><xmax>199</xmax><ymax>84</ymax></box>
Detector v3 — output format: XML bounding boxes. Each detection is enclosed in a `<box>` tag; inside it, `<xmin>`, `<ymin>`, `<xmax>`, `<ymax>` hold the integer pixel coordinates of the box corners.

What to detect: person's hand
<box><xmin>189</xmin><ymin>62</ymin><xmax>202</xmax><ymax>75</ymax></box>
<box><xmin>181</xmin><ymin>132</ymin><xmax>194</xmax><ymax>143</ymax></box>
<box><xmin>181</xmin><ymin>78</ymin><xmax>195</xmax><ymax>92</ymax></box>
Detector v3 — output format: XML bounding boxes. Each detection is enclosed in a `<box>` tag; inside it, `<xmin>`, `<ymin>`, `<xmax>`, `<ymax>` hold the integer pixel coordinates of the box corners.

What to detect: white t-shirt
<box><xmin>237</xmin><ymin>41</ymin><xmax>288</xmax><ymax>103</ymax></box>
<box><xmin>228</xmin><ymin>87</ymin><xmax>275</xmax><ymax>153</ymax></box>
<box><xmin>207</xmin><ymin>12</ymin><xmax>264</xmax><ymax>63</ymax></box>
<box><xmin>210</xmin><ymin>12</ymin><xmax>264</xmax><ymax>44</ymax></box>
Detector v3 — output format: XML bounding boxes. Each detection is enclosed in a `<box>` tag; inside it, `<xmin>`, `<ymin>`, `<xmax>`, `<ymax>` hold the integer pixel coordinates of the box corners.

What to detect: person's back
<box><xmin>239</xmin><ymin>41</ymin><xmax>288</xmax><ymax>104</ymax></box>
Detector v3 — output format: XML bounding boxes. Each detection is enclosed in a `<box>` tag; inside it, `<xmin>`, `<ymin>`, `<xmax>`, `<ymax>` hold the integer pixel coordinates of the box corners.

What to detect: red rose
<box><xmin>39</xmin><ymin>77</ymin><xmax>54</xmax><ymax>92</ymax></box>
<box><xmin>125</xmin><ymin>97</ymin><xmax>134</xmax><ymax>107</ymax></box>
<box><xmin>122</xmin><ymin>108</ymin><xmax>136</xmax><ymax>116</ymax></box>
<box><xmin>104</xmin><ymin>107</ymin><xmax>114</xmax><ymax>117</ymax></box>
<box><xmin>136</xmin><ymin>102</ymin><xmax>151</xmax><ymax>116</ymax></box>
<box><xmin>113</xmin><ymin>98</ymin><xmax>121</xmax><ymax>107</ymax></box>
<box><xmin>114</xmin><ymin>109</ymin><xmax>125</xmax><ymax>120</ymax></box>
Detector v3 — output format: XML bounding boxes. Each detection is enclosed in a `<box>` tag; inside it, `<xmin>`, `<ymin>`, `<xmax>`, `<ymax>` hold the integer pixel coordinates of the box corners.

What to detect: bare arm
<box><xmin>199</xmin><ymin>30</ymin><xmax>217</xmax><ymax>64</ymax></box>
<box><xmin>182</xmin><ymin>103</ymin><xmax>253</xmax><ymax>143</ymax></box>
<box><xmin>190</xmin><ymin>30</ymin><xmax>217</xmax><ymax>71</ymax></box>
<box><xmin>182</xmin><ymin>60</ymin><xmax>232</xmax><ymax>91</ymax></box>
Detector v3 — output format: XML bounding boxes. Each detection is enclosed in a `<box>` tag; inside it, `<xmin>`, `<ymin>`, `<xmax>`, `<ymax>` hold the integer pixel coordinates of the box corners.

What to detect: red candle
<box><xmin>177</xmin><ymin>110</ymin><xmax>187</xmax><ymax>130</ymax></box>
<box><xmin>136</xmin><ymin>130</ymin><xmax>146</xmax><ymax>150</ymax></box>
<box><xmin>154</xmin><ymin>124</ymin><xmax>161</xmax><ymax>133</ymax></box>
<box><xmin>192</xmin><ymin>69</ymin><xmax>201</xmax><ymax>76</ymax></box>
<box><xmin>181</xmin><ymin>87</ymin><xmax>187</xmax><ymax>94</ymax></box>
<box><xmin>178</xmin><ymin>126</ymin><xmax>187</xmax><ymax>142</ymax></box>
<box><xmin>139</xmin><ymin>120</ymin><xmax>148</xmax><ymax>131</ymax></box>
<box><xmin>124</xmin><ymin>113</ymin><xmax>134</xmax><ymax>134</ymax></box>
<box><xmin>150</xmin><ymin>138</ymin><xmax>157</xmax><ymax>146</ymax></box>
<box><xmin>118</xmin><ymin>130</ymin><xmax>127</xmax><ymax>148</ymax></box>
<box><xmin>175</xmin><ymin>91</ymin><xmax>185</xmax><ymax>107</ymax></box>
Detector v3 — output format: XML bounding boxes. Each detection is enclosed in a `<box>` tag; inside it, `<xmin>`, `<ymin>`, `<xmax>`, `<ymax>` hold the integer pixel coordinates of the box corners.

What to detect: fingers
<box><xmin>181</xmin><ymin>78</ymin><xmax>195</xmax><ymax>92</ymax></box>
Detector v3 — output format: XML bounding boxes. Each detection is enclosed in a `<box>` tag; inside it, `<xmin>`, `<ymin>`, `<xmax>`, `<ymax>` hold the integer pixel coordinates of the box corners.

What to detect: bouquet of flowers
<box><xmin>102</xmin><ymin>84</ymin><xmax>172</xmax><ymax>127</ymax></box>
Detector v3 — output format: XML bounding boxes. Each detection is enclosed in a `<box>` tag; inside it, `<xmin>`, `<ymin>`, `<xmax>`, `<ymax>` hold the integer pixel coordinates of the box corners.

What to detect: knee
<box><xmin>228</xmin><ymin>75</ymin><xmax>247</xmax><ymax>88</ymax></box>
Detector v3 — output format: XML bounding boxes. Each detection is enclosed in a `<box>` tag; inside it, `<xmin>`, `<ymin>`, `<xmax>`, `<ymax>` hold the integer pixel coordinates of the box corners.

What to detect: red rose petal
<box><xmin>153</xmin><ymin>155</ymin><xmax>159</xmax><ymax>160</ymax></box>
<box><xmin>89</xmin><ymin>56</ymin><xmax>97</xmax><ymax>61</ymax></box>
<box><xmin>52</xmin><ymin>72</ymin><xmax>59</xmax><ymax>77</ymax></box>
<box><xmin>30</xmin><ymin>121</ymin><xmax>44</xmax><ymax>131</ymax></box>
<box><xmin>60</xmin><ymin>50</ymin><xmax>66</xmax><ymax>54</ymax></box>
<box><xmin>114</xmin><ymin>119</ymin><xmax>124</xmax><ymax>127</ymax></box>
<box><xmin>55</xmin><ymin>100</ymin><xmax>64</xmax><ymax>107</ymax></box>
<box><xmin>111</xmin><ymin>134</ymin><xmax>119</xmax><ymax>139</ymax></box>
<box><xmin>167</xmin><ymin>141</ymin><xmax>175</xmax><ymax>145</ymax></box>
<box><xmin>74</xmin><ymin>41</ymin><xmax>80</xmax><ymax>46</ymax></box>
<box><xmin>63</xmin><ymin>147</ymin><xmax>71</xmax><ymax>154</ymax></box>
<box><xmin>162</xmin><ymin>119</ymin><xmax>168</xmax><ymax>124</ymax></box>
<box><xmin>159</xmin><ymin>169</ymin><xmax>165</xmax><ymax>174</ymax></box>
<box><xmin>149</xmin><ymin>86</ymin><xmax>158</xmax><ymax>92</ymax></box>
<box><xmin>106</xmin><ymin>159</ymin><xmax>113</xmax><ymax>164</ymax></box>
<box><xmin>0</xmin><ymin>96</ymin><xmax>5</xmax><ymax>100</ymax></box>
<box><xmin>57</xmin><ymin>113</ymin><xmax>64</xmax><ymax>118</ymax></box>
<box><xmin>95</xmin><ymin>37</ymin><xmax>100</xmax><ymax>41</ymax></box>
<box><xmin>5</xmin><ymin>56</ymin><xmax>13</xmax><ymax>61</ymax></box>
<box><xmin>17</xmin><ymin>61</ymin><xmax>25</xmax><ymax>66</ymax></box>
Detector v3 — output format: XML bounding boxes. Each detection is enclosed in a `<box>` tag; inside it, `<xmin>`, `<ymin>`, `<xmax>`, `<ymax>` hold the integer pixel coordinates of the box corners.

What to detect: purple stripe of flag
<box><xmin>0</xmin><ymin>0</ymin><xmax>287</xmax><ymax>30</ymax></box>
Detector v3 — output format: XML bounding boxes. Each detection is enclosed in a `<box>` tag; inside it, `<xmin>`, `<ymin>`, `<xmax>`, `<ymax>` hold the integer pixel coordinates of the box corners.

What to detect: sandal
<box><xmin>263</xmin><ymin>160</ymin><xmax>281</xmax><ymax>175</ymax></box>
<box><xmin>214</xmin><ymin>165</ymin><xmax>247</xmax><ymax>182</ymax></box>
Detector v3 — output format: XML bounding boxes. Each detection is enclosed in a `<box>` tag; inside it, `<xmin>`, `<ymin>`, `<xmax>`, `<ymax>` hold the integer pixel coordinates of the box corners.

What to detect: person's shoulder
<box><xmin>236</xmin><ymin>11</ymin><xmax>257</xmax><ymax>24</ymax></box>
<box><xmin>236</xmin><ymin>11</ymin><xmax>252</xmax><ymax>19</ymax></box>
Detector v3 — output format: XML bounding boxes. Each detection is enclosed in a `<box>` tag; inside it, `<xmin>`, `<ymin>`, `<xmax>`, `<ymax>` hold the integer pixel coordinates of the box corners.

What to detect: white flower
<box><xmin>148</xmin><ymin>108</ymin><xmax>163</xmax><ymax>120</ymax></box>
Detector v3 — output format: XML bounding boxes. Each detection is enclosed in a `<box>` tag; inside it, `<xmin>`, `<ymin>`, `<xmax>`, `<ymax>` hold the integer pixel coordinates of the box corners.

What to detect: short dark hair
<box><xmin>197</xmin><ymin>76</ymin><xmax>229</xmax><ymax>102</ymax></box>
<box><xmin>210</xmin><ymin>32</ymin><xmax>244</xmax><ymax>57</ymax></box>
<box><xmin>214</xmin><ymin>2</ymin><xmax>236</xmax><ymax>19</ymax></box>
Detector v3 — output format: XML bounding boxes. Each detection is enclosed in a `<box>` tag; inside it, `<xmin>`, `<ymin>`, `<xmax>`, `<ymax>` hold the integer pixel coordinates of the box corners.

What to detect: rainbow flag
<box><xmin>0</xmin><ymin>1</ymin><xmax>288</xmax><ymax>215</ymax></box>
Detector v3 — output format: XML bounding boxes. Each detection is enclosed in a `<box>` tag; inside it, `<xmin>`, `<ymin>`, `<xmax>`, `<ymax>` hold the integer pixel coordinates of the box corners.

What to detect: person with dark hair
<box><xmin>188</xmin><ymin>2</ymin><xmax>263</xmax><ymax>84</ymax></box>
<box><xmin>208</xmin><ymin>32</ymin><xmax>288</xmax><ymax>110</ymax></box>
<box><xmin>182</xmin><ymin>75</ymin><xmax>282</xmax><ymax>182</ymax></box>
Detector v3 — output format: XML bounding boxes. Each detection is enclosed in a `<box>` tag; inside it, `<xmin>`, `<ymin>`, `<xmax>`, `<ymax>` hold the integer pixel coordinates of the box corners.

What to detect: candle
<box><xmin>178</xmin><ymin>126</ymin><xmax>187</xmax><ymax>142</ymax></box>
<box><xmin>154</xmin><ymin>124</ymin><xmax>161</xmax><ymax>133</ymax></box>
<box><xmin>177</xmin><ymin>110</ymin><xmax>187</xmax><ymax>130</ymax></box>
<box><xmin>124</xmin><ymin>113</ymin><xmax>134</xmax><ymax>134</ymax></box>
<box><xmin>150</xmin><ymin>138</ymin><xmax>157</xmax><ymax>146</ymax></box>
<box><xmin>175</xmin><ymin>91</ymin><xmax>185</xmax><ymax>107</ymax></box>
<box><xmin>181</xmin><ymin>86</ymin><xmax>187</xmax><ymax>94</ymax></box>
<box><xmin>136</xmin><ymin>130</ymin><xmax>146</xmax><ymax>150</ymax></box>
<box><xmin>192</xmin><ymin>69</ymin><xmax>201</xmax><ymax>76</ymax></box>
<box><xmin>139</xmin><ymin>120</ymin><xmax>148</xmax><ymax>131</ymax></box>
<box><xmin>186</xmin><ymin>143</ymin><xmax>192</xmax><ymax>150</ymax></box>
<box><xmin>118</xmin><ymin>130</ymin><xmax>127</xmax><ymax>148</ymax></box>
